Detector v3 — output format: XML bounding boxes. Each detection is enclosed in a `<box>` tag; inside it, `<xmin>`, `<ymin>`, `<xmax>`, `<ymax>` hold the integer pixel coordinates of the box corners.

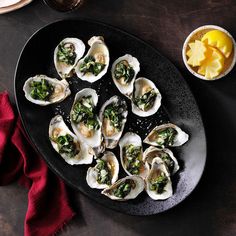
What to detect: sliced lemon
<box><xmin>201</xmin><ymin>30</ymin><xmax>233</xmax><ymax>58</ymax></box>
<box><xmin>186</xmin><ymin>40</ymin><xmax>207</xmax><ymax>67</ymax></box>
<box><xmin>198</xmin><ymin>46</ymin><xmax>225</xmax><ymax>79</ymax></box>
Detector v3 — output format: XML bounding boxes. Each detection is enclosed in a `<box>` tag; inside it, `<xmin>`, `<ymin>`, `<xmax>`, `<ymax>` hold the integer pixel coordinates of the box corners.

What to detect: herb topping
<box><xmin>71</xmin><ymin>96</ymin><xmax>100</xmax><ymax>131</ymax></box>
<box><xmin>123</xmin><ymin>144</ymin><xmax>142</xmax><ymax>175</ymax></box>
<box><xmin>160</xmin><ymin>152</ymin><xmax>174</xmax><ymax>173</ymax></box>
<box><xmin>113</xmin><ymin>179</ymin><xmax>136</xmax><ymax>198</ymax></box>
<box><xmin>96</xmin><ymin>159</ymin><xmax>112</xmax><ymax>185</ymax></box>
<box><xmin>155</xmin><ymin>127</ymin><xmax>177</xmax><ymax>147</ymax></box>
<box><xmin>150</xmin><ymin>172</ymin><xmax>168</xmax><ymax>194</ymax></box>
<box><xmin>79</xmin><ymin>55</ymin><xmax>105</xmax><ymax>76</ymax></box>
<box><xmin>57</xmin><ymin>42</ymin><xmax>77</xmax><ymax>65</ymax></box>
<box><xmin>103</xmin><ymin>101</ymin><xmax>126</xmax><ymax>132</ymax></box>
<box><xmin>56</xmin><ymin>134</ymin><xmax>78</xmax><ymax>158</ymax></box>
<box><xmin>134</xmin><ymin>88</ymin><xmax>157</xmax><ymax>111</ymax></box>
<box><xmin>30</xmin><ymin>79</ymin><xmax>54</xmax><ymax>101</ymax></box>
<box><xmin>114</xmin><ymin>60</ymin><xmax>135</xmax><ymax>84</ymax></box>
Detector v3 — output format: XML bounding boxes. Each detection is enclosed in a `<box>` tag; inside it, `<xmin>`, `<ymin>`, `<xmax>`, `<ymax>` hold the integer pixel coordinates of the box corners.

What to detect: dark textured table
<box><xmin>1</xmin><ymin>1</ymin><xmax>236</xmax><ymax>235</ymax></box>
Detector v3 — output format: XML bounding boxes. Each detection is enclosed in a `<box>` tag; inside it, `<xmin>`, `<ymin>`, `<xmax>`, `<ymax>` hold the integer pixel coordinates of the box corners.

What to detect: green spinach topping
<box><xmin>160</xmin><ymin>152</ymin><xmax>174</xmax><ymax>173</ymax></box>
<box><xmin>57</xmin><ymin>42</ymin><xmax>76</xmax><ymax>65</ymax></box>
<box><xmin>30</xmin><ymin>79</ymin><xmax>54</xmax><ymax>101</ymax></box>
<box><xmin>134</xmin><ymin>88</ymin><xmax>157</xmax><ymax>111</ymax></box>
<box><xmin>150</xmin><ymin>172</ymin><xmax>168</xmax><ymax>194</ymax></box>
<box><xmin>79</xmin><ymin>55</ymin><xmax>105</xmax><ymax>76</ymax></box>
<box><xmin>71</xmin><ymin>96</ymin><xmax>100</xmax><ymax>130</ymax></box>
<box><xmin>155</xmin><ymin>128</ymin><xmax>177</xmax><ymax>147</ymax></box>
<box><xmin>114</xmin><ymin>179</ymin><xmax>136</xmax><ymax>198</ymax></box>
<box><xmin>104</xmin><ymin>101</ymin><xmax>126</xmax><ymax>132</ymax></box>
<box><xmin>96</xmin><ymin>159</ymin><xmax>111</xmax><ymax>185</ymax></box>
<box><xmin>56</xmin><ymin>134</ymin><xmax>78</xmax><ymax>158</ymax></box>
<box><xmin>114</xmin><ymin>60</ymin><xmax>135</xmax><ymax>84</ymax></box>
<box><xmin>123</xmin><ymin>144</ymin><xmax>142</xmax><ymax>175</ymax></box>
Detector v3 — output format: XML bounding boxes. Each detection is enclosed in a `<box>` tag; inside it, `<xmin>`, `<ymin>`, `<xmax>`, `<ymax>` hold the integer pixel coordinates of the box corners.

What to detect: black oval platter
<box><xmin>14</xmin><ymin>19</ymin><xmax>206</xmax><ymax>215</ymax></box>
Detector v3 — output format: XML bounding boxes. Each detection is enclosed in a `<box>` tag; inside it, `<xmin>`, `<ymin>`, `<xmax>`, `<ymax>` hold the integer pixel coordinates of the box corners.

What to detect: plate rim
<box><xmin>14</xmin><ymin>18</ymin><xmax>207</xmax><ymax>215</ymax></box>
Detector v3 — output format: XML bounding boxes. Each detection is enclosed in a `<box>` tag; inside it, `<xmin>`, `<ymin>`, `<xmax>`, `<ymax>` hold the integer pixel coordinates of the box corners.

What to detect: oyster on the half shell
<box><xmin>119</xmin><ymin>132</ymin><xmax>149</xmax><ymax>178</ymax></box>
<box><xmin>132</xmin><ymin>77</ymin><xmax>162</xmax><ymax>117</ymax></box>
<box><xmin>111</xmin><ymin>54</ymin><xmax>140</xmax><ymax>98</ymax></box>
<box><xmin>86</xmin><ymin>151</ymin><xmax>119</xmax><ymax>189</ymax></box>
<box><xmin>54</xmin><ymin>37</ymin><xmax>85</xmax><ymax>78</ymax></box>
<box><xmin>144</xmin><ymin>123</ymin><xmax>189</xmax><ymax>148</ymax></box>
<box><xmin>23</xmin><ymin>74</ymin><xmax>71</xmax><ymax>106</ymax></box>
<box><xmin>49</xmin><ymin>115</ymin><xmax>93</xmax><ymax>165</ymax></box>
<box><xmin>99</xmin><ymin>96</ymin><xmax>128</xmax><ymax>149</ymax></box>
<box><xmin>75</xmin><ymin>36</ymin><xmax>109</xmax><ymax>83</ymax></box>
<box><xmin>102</xmin><ymin>175</ymin><xmax>144</xmax><ymax>201</ymax></box>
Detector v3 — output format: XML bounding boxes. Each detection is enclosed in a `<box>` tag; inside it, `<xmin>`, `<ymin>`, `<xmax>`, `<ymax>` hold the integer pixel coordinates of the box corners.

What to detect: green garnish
<box><xmin>134</xmin><ymin>88</ymin><xmax>157</xmax><ymax>111</ymax></box>
<box><xmin>56</xmin><ymin>134</ymin><xmax>78</xmax><ymax>158</ymax></box>
<box><xmin>155</xmin><ymin>128</ymin><xmax>177</xmax><ymax>147</ymax></box>
<box><xmin>79</xmin><ymin>55</ymin><xmax>105</xmax><ymax>76</ymax></box>
<box><xmin>114</xmin><ymin>60</ymin><xmax>135</xmax><ymax>84</ymax></box>
<box><xmin>114</xmin><ymin>179</ymin><xmax>136</xmax><ymax>198</ymax></box>
<box><xmin>57</xmin><ymin>42</ymin><xmax>76</xmax><ymax>65</ymax></box>
<box><xmin>123</xmin><ymin>144</ymin><xmax>142</xmax><ymax>175</ymax></box>
<box><xmin>71</xmin><ymin>96</ymin><xmax>100</xmax><ymax>131</ymax></box>
<box><xmin>30</xmin><ymin>79</ymin><xmax>54</xmax><ymax>101</ymax></box>
<box><xmin>96</xmin><ymin>159</ymin><xmax>111</xmax><ymax>185</ymax></box>
<box><xmin>150</xmin><ymin>172</ymin><xmax>168</xmax><ymax>194</ymax></box>
<box><xmin>160</xmin><ymin>152</ymin><xmax>174</xmax><ymax>173</ymax></box>
<box><xmin>104</xmin><ymin>101</ymin><xmax>126</xmax><ymax>132</ymax></box>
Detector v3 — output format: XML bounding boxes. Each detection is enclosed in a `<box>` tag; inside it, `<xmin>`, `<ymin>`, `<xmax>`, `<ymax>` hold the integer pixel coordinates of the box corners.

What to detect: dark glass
<box><xmin>43</xmin><ymin>0</ymin><xmax>84</xmax><ymax>12</ymax></box>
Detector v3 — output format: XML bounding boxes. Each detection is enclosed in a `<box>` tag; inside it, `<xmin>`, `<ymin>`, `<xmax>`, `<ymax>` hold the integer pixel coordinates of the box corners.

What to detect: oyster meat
<box><xmin>111</xmin><ymin>54</ymin><xmax>140</xmax><ymax>98</ymax></box>
<box><xmin>54</xmin><ymin>38</ymin><xmax>85</xmax><ymax>78</ymax></box>
<box><xmin>99</xmin><ymin>96</ymin><xmax>128</xmax><ymax>149</ymax></box>
<box><xmin>23</xmin><ymin>74</ymin><xmax>71</xmax><ymax>106</ymax></box>
<box><xmin>119</xmin><ymin>132</ymin><xmax>149</xmax><ymax>178</ymax></box>
<box><xmin>86</xmin><ymin>151</ymin><xmax>119</xmax><ymax>189</ymax></box>
<box><xmin>144</xmin><ymin>123</ymin><xmax>189</xmax><ymax>148</ymax></box>
<box><xmin>75</xmin><ymin>36</ymin><xmax>109</xmax><ymax>83</ymax></box>
<box><xmin>70</xmin><ymin>88</ymin><xmax>102</xmax><ymax>153</ymax></box>
<box><xmin>143</xmin><ymin>146</ymin><xmax>179</xmax><ymax>175</ymax></box>
<box><xmin>49</xmin><ymin>115</ymin><xmax>93</xmax><ymax>165</ymax></box>
<box><xmin>102</xmin><ymin>175</ymin><xmax>144</xmax><ymax>201</ymax></box>
<box><xmin>132</xmin><ymin>77</ymin><xmax>162</xmax><ymax>117</ymax></box>
<box><xmin>145</xmin><ymin>157</ymin><xmax>173</xmax><ymax>200</ymax></box>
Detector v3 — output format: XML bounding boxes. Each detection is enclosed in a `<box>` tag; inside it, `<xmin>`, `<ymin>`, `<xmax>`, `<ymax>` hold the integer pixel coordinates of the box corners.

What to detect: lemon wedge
<box><xmin>201</xmin><ymin>30</ymin><xmax>233</xmax><ymax>58</ymax></box>
<box><xmin>198</xmin><ymin>46</ymin><xmax>225</xmax><ymax>79</ymax></box>
<box><xmin>186</xmin><ymin>40</ymin><xmax>207</xmax><ymax>67</ymax></box>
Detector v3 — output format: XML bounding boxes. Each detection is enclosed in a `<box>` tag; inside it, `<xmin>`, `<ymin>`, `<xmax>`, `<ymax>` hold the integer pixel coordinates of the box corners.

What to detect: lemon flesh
<box><xmin>198</xmin><ymin>46</ymin><xmax>225</xmax><ymax>79</ymax></box>
<box><xmin>201</xmin><ymin>30</ymin><xmax>233</xmax><ymax>58</ymax></box>
<box><xmin>186</xmin><ymin>40</ymin><xmax>207</xmax><ymax>67</ymax></box>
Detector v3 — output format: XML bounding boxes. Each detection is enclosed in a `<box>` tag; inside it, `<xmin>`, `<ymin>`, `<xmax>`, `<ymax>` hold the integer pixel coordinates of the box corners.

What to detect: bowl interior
<box><xmin>182</xmin><ymin>25</ymin><xmax>236</xmax><ymax>81</ymax></box>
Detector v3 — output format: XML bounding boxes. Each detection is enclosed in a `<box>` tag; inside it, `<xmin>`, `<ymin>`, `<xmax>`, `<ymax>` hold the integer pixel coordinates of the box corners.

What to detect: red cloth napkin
<box><xmin>0</xmin><ymin>92</ymin><xmax>75</xmax><ymax>236</ymax></box>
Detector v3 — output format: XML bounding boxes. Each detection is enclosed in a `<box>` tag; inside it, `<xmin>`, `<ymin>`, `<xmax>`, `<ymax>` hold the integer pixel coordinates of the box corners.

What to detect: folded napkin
<box><xmin>0</xmin><ymin>92</ymin><xmax>75</xmax><ymax>236</ymax></box>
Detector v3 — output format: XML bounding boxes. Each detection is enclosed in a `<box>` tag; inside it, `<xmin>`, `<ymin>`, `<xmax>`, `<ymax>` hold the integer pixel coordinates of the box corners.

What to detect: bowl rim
<box><xmin>182</xmin><ymin>25</ymin><xmax>236</xmax><ymax>81</ymax></box>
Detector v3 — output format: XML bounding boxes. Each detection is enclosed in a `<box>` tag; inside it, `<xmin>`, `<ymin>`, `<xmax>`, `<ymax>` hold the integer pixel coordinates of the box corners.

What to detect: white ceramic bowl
<box><xmin>182</xmin><ymin>25</ymin><xmax>236</xmax><ymax>81</ymax></box>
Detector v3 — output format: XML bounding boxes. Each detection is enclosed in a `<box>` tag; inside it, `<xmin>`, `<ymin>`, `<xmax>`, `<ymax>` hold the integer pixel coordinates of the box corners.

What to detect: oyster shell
<box><xmin>145</xmin><ymin>157</ymin><xmax>173</xmax><ymax>200</ymax></box>
<box><xmin>54</xmin><ymin>38</ymin><xmax>85</xmax><ymax>78</ymax></box>
<box><xmin>70</xmin><ymin>88</ymin><xmax>102</xmax><ymax>151</ymax></box>
<box><xmin>99</xmin><ymin>96</ymin><xmax>128</xmax><ymax>149</ymax></box>
<box><xmin>111</xmin><ymin>54</ymin><xmax>140</xmax><ymax>98</ymax></box>
<box><xmin>119</xmin><ymin>132</ymin><xmax>149</xmax><ymax>178</ymax></box>
<box><xmin>23</xmin><ymin>74</ymin><xmax>71</xmax><ymax>106</ymax></box>
<box><xmin>86</xmin><ymin>151</ymin><xmax>119</xmax><ymax>189</ymax></box>
<box><xmin>131</xmin><ymin>77</ymin><xmax>162</xmax><ymax>117</ymax></box>
<box><xmin>75</xmin><ymin>36</ymin><xmax>109</xmax><ymax>83</ymax></box>
<box><xmin>102</xmin><ymin>175</ymin><xmax>144</xmax><ymax>201</ymax></box>
<box><xmin>49</xmin><ymin>115</ymin><xmax>93</xmax><ymax>165</ymax></box>
<box><xmin>144</xmin><ymin>123</ymin><xmax>189</xmax><ymax>148</ymax></box>
<box><xmin>143</xmin><ymin>146</ymin><xmax>179</xmax><ymax>175</ymax></box>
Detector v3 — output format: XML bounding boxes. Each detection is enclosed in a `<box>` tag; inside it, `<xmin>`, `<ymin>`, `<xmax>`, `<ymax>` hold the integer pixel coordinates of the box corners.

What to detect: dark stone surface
<box><xmin>0</xmin><ymin>0</ymin><xmax>236</xmax><ymax>235</ymax></box>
